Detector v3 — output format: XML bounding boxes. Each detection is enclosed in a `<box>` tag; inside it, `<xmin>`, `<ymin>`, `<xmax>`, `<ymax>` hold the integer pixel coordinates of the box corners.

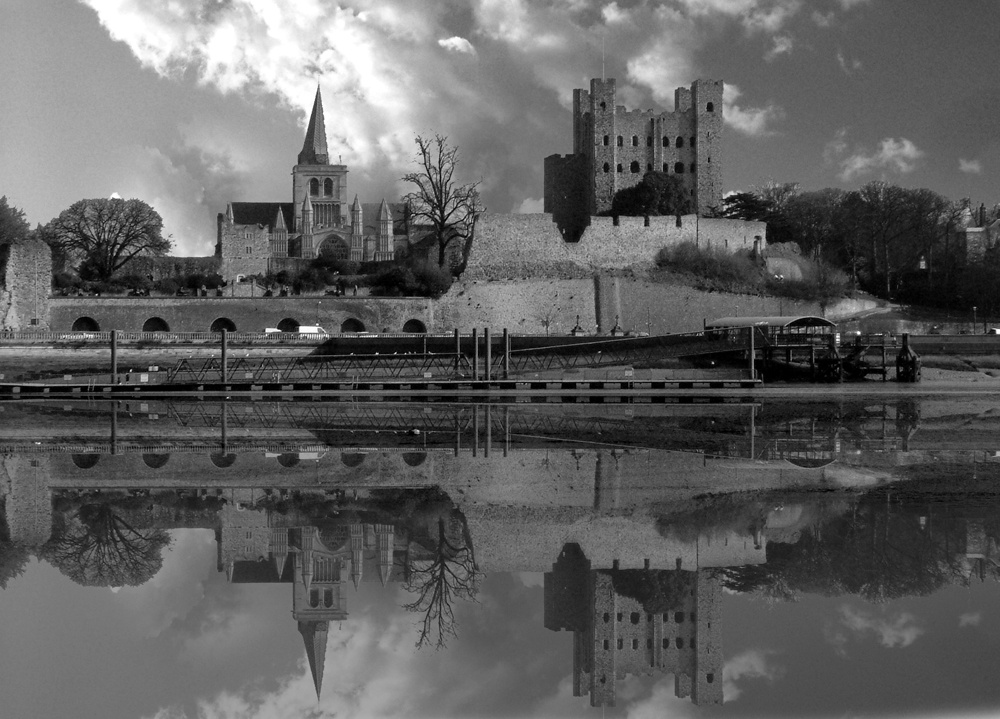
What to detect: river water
<box><xmin>2</xmin><ymin>395</ymin><xmax>1000</xmax><ymax>718</ymax></box>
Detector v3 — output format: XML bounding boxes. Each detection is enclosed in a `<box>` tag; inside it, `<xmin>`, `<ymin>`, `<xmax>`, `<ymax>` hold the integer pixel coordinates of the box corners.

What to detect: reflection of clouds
<box><xmin>722</xmin><ymin>649</ymin><xmax>784</xmax><ymax>702</ymax></box>
<box><xmin>515</xmin><ymin>572</ymin><xmax>544</xmax><ymax>588</ymax></box>
<box><xmin>831</xmin><ymin>605</ymin><xmax>925</xmax><ymax>652</ymax></box>
<box><xmin>959</xmin><ymin>612</ymin><xmax>982</xmax><ymax>628</ymax></box>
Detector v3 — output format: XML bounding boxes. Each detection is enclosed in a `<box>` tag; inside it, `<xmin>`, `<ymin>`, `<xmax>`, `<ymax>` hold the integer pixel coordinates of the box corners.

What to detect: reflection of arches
<box><xmin>340</xmin><ymin>318</ymin><xmax>365</xmax><ymax>333</ymax></box>
<box><xmin>142</xmin><ymin>454</ymin><xmax>169</xmax><ymax>469</ymax></box>
<box><xmin>142</xmin><ymin>317</ymin><xmax>170</xmax><ymax>333</ymax></box>
<box><xmin>402</xmin><ymin>451</ymin><xmax>427</xmax><ymax>467</ymax></box>
<box><xmin>210</xmin><ymin>453</ymin><xmax>237</xmax><ymax>468</ymax></box>
<box><xmin>72</xmin><ymin>317</ymin><xmax>100</xmax><ymax>332</ymax></box>
<box><xmin>402</xmin><ymin>319</ymin><xmax>426</xmax><ymax>334</ymax></box>
<box><xmin>277</xmin><ymin>318</ymin><xmax>300</xmax><ymax>332</ymax></box>
<box><xmin>341</xmin><ymin>452</ymin><xmax>366</xmax><ymax>467</ymax></box>
<box><xmin>318</xmin><ymin>237</ymin><xmax>350</xmax><ymax>260</ymax></box>
<box><xmin>277</xmin><ymin>453</ymin><xmax>300</xmax><ymax>468</ymax></box>
<box><xmin>211</xmin><ymin>317</ymin><xmax>237</xmax><ymax>333</ymax></box>
<box><xmin>72</xmin><ymin>454</ymin><xmax>100</xmax><ymax>469</ymax></box>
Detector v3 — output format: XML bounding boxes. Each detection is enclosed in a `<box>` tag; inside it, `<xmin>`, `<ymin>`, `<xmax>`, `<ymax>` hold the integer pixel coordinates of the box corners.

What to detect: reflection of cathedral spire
<box><xmin>297</xmin><ymin>620</ymin><xmax>330</xmax><ymax>700</ymax></box>
<box><xmin>350</xmin><ymin>524</ymin><xmax>364</xmax><ymax>589</ymax></box>
<box><xmin>376</xmin><ymin>524</ymin><xmax>394</xmax><ymax>586</ymax></box>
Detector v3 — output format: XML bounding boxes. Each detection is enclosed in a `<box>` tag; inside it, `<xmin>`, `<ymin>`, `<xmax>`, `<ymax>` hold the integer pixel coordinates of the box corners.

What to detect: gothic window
<box><xmin>706</xmin><ymin>102</ymin><xmax>714</xmax><ymax>112</ymax></box>
<box><xmin>309</xmin><ymin>178</ymin><xmax>319</xmax><ymax>196</ymax></box>
<box><xmin>603</xmin><ymin>135</ymin><xmax>609</xmax><ymax>146</ymax></box>
<box><xmin>617</xmin><ymin>136</ymin><xmax>623</xmax><ymax>147</ymax></box>
<box><xmin>603</xmin><ymin>162</ymin><xmax>610</xmax><ymax>173</ymax></box>
<box><xmin>630</xmin><ymin>161</ymin><xmax>640</xmax><ymax>173</ymax></box>
<box><xmin>674</xmin><ymin>162</ymin><xmax>685</xmax><ymax>173</ymax></box>
<box><xmin>631</xmin><ymin>135</ymin><xmax>638</xmax><ymax>146</ymax></box>
<box><xmin>324</xmin><ymin>589</ymin><xmax>334</xmax><ymax>608</ymax></box>
<box><xmin>676</xmin><ymin>137</ymin><xmax>684</xmax><ymax>148</ymax></box>
<box><xmin>309</xmin><ymin>589</ymin><xmax>319</xmax><ymax>608</ymax></box>
<box><xmin>324</xmin><ymin>178</ymin><xmax>334</xmax><ymax>196</ymax></box>
<box><xmin>616</xmin><ymin>163</ymin><xmax>623</xmax><ymax>173</ymax></box>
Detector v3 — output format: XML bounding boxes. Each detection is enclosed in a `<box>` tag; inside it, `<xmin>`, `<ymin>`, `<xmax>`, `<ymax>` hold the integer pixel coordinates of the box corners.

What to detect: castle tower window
<box><xmin>646</xmin><ymin>163</ymin><xmax>652</xmax><ymax>171</ymax></box>
<box><xmin>662</xmin><ymin>137</ymin><xmax>669</xmax><ymax>147</ymax></box>
<box><xmin>647</xmin><ymin>136</ymin><xmax>653</xmax><ymax>147</ymax></box>
<box><xmin>690</xmin><ymin>163</ymin><xmax>696</xmax><ymax>173</ymax></box>
<box><xmin>630</xmin><ymin>161</ymin><xmax>640</xmax><ymax>173</ymax></box>
<box><xmin>309</xmin><ymin>178</ymin><xmax>319</xmax><ymax>196</ymax></box>
<box><xmin>603</xmin><ymin>135</ymin><xmax>609</xmax><ymax>146</ymax></box>
<box><xmin>616</xmin><ymin>164</ymin><xmax>623</xmax><ymax>173</ymax></box>
<box><xmin>603</xmin><ymin>162</ymin><xmax>610</xmax><ymax>173</ymax></box>
<box><xmin>617</xmin><ymin>638</ymin><xmax>624</xmax><ymax>649</ymax></box>
<box><xmin>706</xmin><ymin>102</ymin><xmax>714</xmax><ymax>112</ymax></box>
<box><xmin>676</xmin><ymin>137</ymin><xmax>684</xmax><ymax>148</ymax></box>
<box><xmin>324</xmin><ymin>178</ymin><xmax>334</xmax><ymax>196</ymax></box>
<box><xmin>617</xmin><ymin>136</ymin><xmax>623</xmax><ymax>147</ymax></box>
<box><xmin>630</xmin><ymin>612</ymin><xmax>640</xmax><ymax>624</ymax></box>
<box><xmin>674</xmin><ymin>162</ymin><xmax>685</xmax><ymax>174</ymax></box>
<box><xmin>631</xmin><ymin>135</ymin><xmax>638</xmax><ymax>146</ymax></box>
<box><xmin>632</xmin><ymin>639</ymin><xmax>639</xmax><ymax>649</ymax></box>
<box><xmin>663</xmin><ymin>638</ymin><xmax>670</xmax><ymax>648</ymax></box>
<box><xmin>600</xmin><ymin>101</ymin><xmax>606</xmax><ymax>110</ymax></box>
<box><xmin>707</xmin><ymin>673</ymin><xmax>715</xmax><ymax>683</ymax></box>
<box><xmin>604</xmin><ymin>640</ymin><xmax>610</xmax><ymax>650</ymax></box>
<box><xmin>676</xmin><ymin>638</ymin><xmax>684</xmax><ymax>648</ymax></box>
<box><xmin>662</xmin><ymin>163</ymin><xmax>668</xmax><ymax>172</ymax></box>
<box><xmin>675</xmin><ymin>612</ymin><xmax>684</xmax><ymax>623</ymax></box>
<box><xmin>690</xmin><ymin>137</ymin><xmax>696</xmax><ymax>147</ymax></box>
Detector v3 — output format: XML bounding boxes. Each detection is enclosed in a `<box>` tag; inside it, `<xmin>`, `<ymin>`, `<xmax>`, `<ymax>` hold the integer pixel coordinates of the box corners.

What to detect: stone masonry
<box><xmin>0</xmin><ymin>237</ymin><xmax>52</xmax><ymax>330</ymax></box>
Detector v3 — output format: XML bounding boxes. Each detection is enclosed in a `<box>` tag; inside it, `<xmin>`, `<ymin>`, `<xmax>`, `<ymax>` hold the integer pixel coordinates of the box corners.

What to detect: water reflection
<box><xmin>3</xmin><ymin>397</ymin><xmax>1000</xmax><ymax>715</ymax></box>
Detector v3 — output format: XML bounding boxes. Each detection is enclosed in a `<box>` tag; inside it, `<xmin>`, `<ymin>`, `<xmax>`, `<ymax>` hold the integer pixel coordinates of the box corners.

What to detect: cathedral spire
<box><xmin>298</xmin><ymin>85</ymin><xmax>329</xmax><ymax>165</ymax></box>
<box><xmin>297</xmin><ymin>620</ymin><xmax>330</xmax><ymax>700</ymax></box>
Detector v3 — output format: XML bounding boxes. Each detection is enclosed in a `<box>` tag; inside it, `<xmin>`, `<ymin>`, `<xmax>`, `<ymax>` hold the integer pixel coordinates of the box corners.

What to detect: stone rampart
<box><xmin>464</xmin><ymin>213</ymin><xmax>765</xmax><ymax>280</ymax></box>
<box><xmin>0</xmin><ymin>238</ymin><xmax>52</xmax><ymax>331</ymax></box>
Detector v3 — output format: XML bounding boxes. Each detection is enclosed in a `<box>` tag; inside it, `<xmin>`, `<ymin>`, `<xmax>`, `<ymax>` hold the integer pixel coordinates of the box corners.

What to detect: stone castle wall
<box><xmin>0</xmin><ymin>238</ymin><xmax>52</xmax><ymax>331</ymax></box>
<box><xmin>463</xmin><ymin>213</ymin><xmax>766</xmax><ymax>281</ymax></box>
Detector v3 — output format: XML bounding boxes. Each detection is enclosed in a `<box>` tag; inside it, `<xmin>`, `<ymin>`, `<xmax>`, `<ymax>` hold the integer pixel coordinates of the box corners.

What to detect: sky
<box><xmin>2</xmin><ymin>0</ymin><xmax>1000</xmax><ymax>257</ymax></box>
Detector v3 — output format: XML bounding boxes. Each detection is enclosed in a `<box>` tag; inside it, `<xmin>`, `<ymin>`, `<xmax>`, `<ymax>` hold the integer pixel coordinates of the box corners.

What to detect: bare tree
<box><xmin>402</xmin><ymin>513</ymin><xmax>481</xmax><ymax>649</ymax></box>
<box><xmin>402</xmin><ymin>135</ymin><xmax>484</xmax><ymax>269</ymax></box>
<box><xmin>45</xmin><ymin>197</ymin><xmax>171</xmax><ymax>282</ymax></box>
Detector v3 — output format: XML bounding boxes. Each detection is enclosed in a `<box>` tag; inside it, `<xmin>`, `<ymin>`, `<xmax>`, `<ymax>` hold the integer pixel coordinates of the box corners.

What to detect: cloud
<box><xmin>722</xmin><ymin>649</ymin><xmax>784</xmax><ymax>701</ymax></box>
<box><xmin>836</xmin><ymin>49</ymin><xmax>863</xmax><ymax>75</ymax></box>
<box><xmin>839</xmin><ymin>0</ymin><xmax>870</xmax><ymax>8</ymax></box>
<box><xmin>959</xmin><ymin>612</ymin><xmax>982</xmax><ymax>627</ymax></box>
<box><xmin>837</xmin><ymin>605</ymin><xmax>925</xmax><ymax>649</ymax></box>
<box><xmin>765</xmin><ymin>35</ymin><xmax>794</xmax><ymax>61</ymax></box>
<box><xmin>438</xmin><ymin>36</ymin><xmax>475</xmax><ymax>54</ymax></box>
<box><xmin>724</xmin><ymin>84</ymin><xmax>785</xmax><ymax>136</ymax></box>
<box><xmin>959</xmin><ymin>158</ymin><xmax>983</xmax><ymax>174</ymax></box>
<box><xmin>826</xmin><ymin>130</ymin><xmax>925</xmax><ymax>181</ymax></box>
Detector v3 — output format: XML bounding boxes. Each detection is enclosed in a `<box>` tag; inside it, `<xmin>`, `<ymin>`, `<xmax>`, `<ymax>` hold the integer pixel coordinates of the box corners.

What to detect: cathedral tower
<box><xmin>292</xmin><ymin>86</ymin><xmax>348</xmax><ymax>243</ymax></box>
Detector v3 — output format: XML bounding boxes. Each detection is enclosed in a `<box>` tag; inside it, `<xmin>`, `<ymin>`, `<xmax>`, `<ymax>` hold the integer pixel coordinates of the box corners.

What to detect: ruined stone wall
<box><xmin>218</xmin><ymin>216</ymin><xmax>270</xmax><ymax>281</ymax></box>
<box><xmin>0</xmin><ymin>238</ymin><xmax>52</xmax><ymax>330</ymax></box>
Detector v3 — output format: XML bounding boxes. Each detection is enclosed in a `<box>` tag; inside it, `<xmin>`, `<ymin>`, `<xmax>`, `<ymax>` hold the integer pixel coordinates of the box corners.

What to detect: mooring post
<box><xmin>485</xmin><ymin>328</ymin><xmax>492</xmax><ymax>382</ymax></box>
<box><xmin>454</xmin><ymin>328</ymin><xmax>460</xmax><ymax>372</ymax></box>
<box><xmin>110</xmin><ymin>402</ymin><xmax>118</xmax><ymax>455</ymax></box>
<box><xmin>472</xmin><ymin>403</ymin><xmax>479</xmax><ymax>456</ymax></box>
<box><xmin>748</xmin><ymin>326</ymin><xmax>755</xmax><ymax>380</ymax></box>
<box><xmin>110</xmin><ymin>329</ymin><xmax>118</xmax><ymax>384</ymax></box>
<box><xmin>503</xmin><ymin>328</ymin><xmax>510</xmax><ymax>379</ymax></box>
<box><xmin>472</xmin><ymin>328</ymin><xmax>479</xmax><ymax>381</ymax></box>
<box><xmin>221</xmin><ymin>400</ymin><xmax>228</xmax><ymax>454</ymax></box>
<box><xmin>221</xmin><ymin>329</ymin><xmax>228</xmax><ymax>384</ymax></box>
<box><xmin>485</xmin><ymin>404</ymin><xmax>492</xmax><ymax>457</ymax></box>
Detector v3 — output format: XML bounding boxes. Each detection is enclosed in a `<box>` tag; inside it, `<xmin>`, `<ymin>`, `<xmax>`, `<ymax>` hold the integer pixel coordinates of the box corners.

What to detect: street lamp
<box><xmin>973</xmin><ymin>306</ymin><xmax>978</xmax><ymax>334</ymax></box>
<box><xmin>774</xmin><ymin>274</ymin><xmax>784</xmax><ymax>316</ymax></box>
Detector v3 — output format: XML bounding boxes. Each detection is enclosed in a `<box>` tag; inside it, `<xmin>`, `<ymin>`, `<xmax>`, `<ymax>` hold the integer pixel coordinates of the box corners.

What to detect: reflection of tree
<box><xmin>40</xmin><ymin>503</ymin><xmax>171</xmax><ymax>587</ymax></box>
<box><xmin>402</xmin><ymin>513</ymin><xmax>481</xmax><ymax>649</ymax></box>
<box><xmin>0</xmin><ymin>542</ymin><xmax>29</xmax><ymax>589</ymax></box>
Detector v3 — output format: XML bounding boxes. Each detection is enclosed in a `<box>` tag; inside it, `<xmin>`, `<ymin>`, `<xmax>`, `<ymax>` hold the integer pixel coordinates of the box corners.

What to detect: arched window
<box><xmin>631</xmin><ymin>135</ymin><xmax>638</xmax><ymax>147</ymax></box>
<box><xmin>662</xmin><ymin>137</ymin><xmax>669</xmax><ymax>147</ymax></box>
<box><xmin>309</xmin><ymin>178</ymin><xmax>319</xmax><ymax>196</ymax></box>
<box><xmin>616</xmin><ymin>164</ymin><xmax>623</xmax><ymax>173</ymax></box>
<box><xmin>402</xmin><ymin>319</ymin><xmax>427</xmax><ymax>334</ymax></box>
<box><xmin>630</xmin><ymin>161</ymin><xmax>640</xmax><ymax>173</ymax></box>
<box><xmin>309</xmin><ymin>589</ymin><xmax>320</xmax><ymax>608</ymax></box>
<box><xmin>646</xmin><ymin>136</ymin><xmax>652</xmax><ymax>147</ymax></box>
<box><xmin>324</xmin><ymin>589</ymin><xmax>334</xmax><ymax>608</ymax></box>
<box><xmin>340</xmin><ymin>318</ymin><xmax>366</xmax><ymax>333</ymax></box>
<box><xmin>674</xmin><ymin>162</ymin><xmax>685</xmax><ymax>174</ymax></box>
<box><xmin>277</xmin><ymin>318</ymin><xmax>300</xmax><ymax>332</ymax></box>
<box><xmin>210</xmin><ymin>317</ymin><xmax>237</xmax><ymax>333</ymax></box>
<box><xmin>617</xmin><ymin>136</ymin><xmax>623</xmax><ymax>147</ymax></box>
<box><xmin>72</xmin><ymin>317</ymin><xmax>100</xmax><ymax>332</ymax></box>
<box><xmin>603</xmin><ymin>135</ymin><xmax>609</xmax><ymax>146</ymax></box>
<box><xmin>676</xmin><ymin>137</ymin><xmax>684</xmax><ymax>148</ymax></box>
<box><xmin>324</xmin><ymin>178</ymin><xmax>333</xmax><ymax>196</ymax></box>
<box><xmin>602</xmin><ymin>162</ymin><xmax>610</xmax><ymax>173</ymax></box>
<box><xmin>706</xmin><ymin>102</ymin><xmax>714</xmax><ymax>112</ymax></box>
<box><xmin>646</xmin><ymin>163</ymin><xmax>653</xmax><ymax>171</ymax></box>
<box><xmin>142</xmin><ymin>317</ymin><xmax>169</xmax><ymax>333</ymax></box>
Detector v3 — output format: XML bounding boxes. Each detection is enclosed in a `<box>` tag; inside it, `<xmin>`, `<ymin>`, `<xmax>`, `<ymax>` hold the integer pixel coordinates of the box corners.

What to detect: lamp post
<box><xmin>973</xmin><ymin>306</ymin><xmax>978</xmax><ymax>334</ymax></box>
<box><xmin>774</xmin><ymin>274</ymin><xmax>784</xmax><ymax>316</ymax></box>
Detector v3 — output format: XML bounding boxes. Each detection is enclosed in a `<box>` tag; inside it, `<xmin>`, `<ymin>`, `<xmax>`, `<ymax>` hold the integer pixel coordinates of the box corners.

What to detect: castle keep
<box><xmin>216</xmin><ymin>87</ymin><xmax>408</xmax><ymax>282</ymax></box>
<box><xmin>545</xmin><ymin>78</ymin><xmax>723</xmax><ymax>237</ymax></box>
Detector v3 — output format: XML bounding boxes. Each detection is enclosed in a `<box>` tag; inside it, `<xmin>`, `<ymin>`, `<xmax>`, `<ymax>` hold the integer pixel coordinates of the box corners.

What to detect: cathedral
<box><xmin>216</xmin><ymin>87</ymin><xmax>410</xmax><ymax>283</ymax></box>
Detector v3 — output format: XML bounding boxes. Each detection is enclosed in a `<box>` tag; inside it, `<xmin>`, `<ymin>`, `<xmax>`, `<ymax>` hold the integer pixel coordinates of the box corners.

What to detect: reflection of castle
<box><xmin>545</xmin><ymin>545</ymin><xmax>723</xmax><ymax>707</ymax></box>
<box><xmin>219</xmin><ymin>501</ymin><xmax>397</xmax><ymax>698</ymax></box>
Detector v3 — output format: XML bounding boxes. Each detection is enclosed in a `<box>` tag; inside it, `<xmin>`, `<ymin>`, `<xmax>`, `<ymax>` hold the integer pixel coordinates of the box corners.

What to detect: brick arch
<box><xmin>211</xmin><ymin>317</ymin><xmax>237</xmax><ymax>333</ymax></box>
<box><xmin>72</xmin><ymin>454</ymin><xmax>100</xmax><ymax>469</ymax></box>
<box><xmin>72</xmin><ymin>317</ymin><xmax>100</xmax><ymax>332</ymax></box>
<box><xmin>402</xmin><ymin>319</ymin><xmax>427</xmax><ymax>334</ymax></box>
<box><xmin>340</xmin><ymin>318</ymin><xmax>365</xmax><ymax>333</ymax></box>
<box><xmin>142</xmin><ymin>317</ymin><xmax>170</xmax><ymax>332</ymax></box>
<box><xmin>142</xmin><ymin>454</ymin><xmax>170</xmax><ymax>469</ymax></box>
<box><xmin>277</xmin><ymin>317</ymin><xmax>300</xmax><ymax>332</ymax></box>
<box><xmin>210</xmin><ymin>452</ymin><xmax>237</xmax><ymax>468</ymax></box>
